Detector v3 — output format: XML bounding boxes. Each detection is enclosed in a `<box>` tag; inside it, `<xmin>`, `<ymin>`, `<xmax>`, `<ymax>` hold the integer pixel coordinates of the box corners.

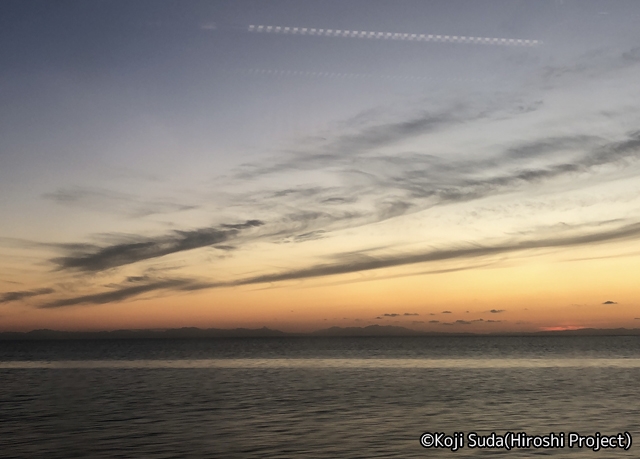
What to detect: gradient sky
<box><xmin>2</xmin><ymin>0</ymin><xmax>640</xmax><ymax>333</ymax></box>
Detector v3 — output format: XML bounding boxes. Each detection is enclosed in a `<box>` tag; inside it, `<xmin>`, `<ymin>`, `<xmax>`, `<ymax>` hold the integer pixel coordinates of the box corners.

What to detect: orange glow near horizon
<box><xmin>3</xmin><ymin>236</ymin><xmax>640</xmax><ymax>333</ymax></box>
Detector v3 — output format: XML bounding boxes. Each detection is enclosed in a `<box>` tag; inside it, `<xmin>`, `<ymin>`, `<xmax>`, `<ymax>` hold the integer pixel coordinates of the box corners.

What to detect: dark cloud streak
<box><xmin>1</xmin><ymin>288</ymin><xmax>54</xmax><ymax>303</ymax></box>
<box><xmin>41</xmin><ymin>219</ymin><xmax>640</xmax><ymax>308</ymax></box>
<box><xmin>39</xmin><ymin>280</ymin><xmax>189</xmax><ymax>309</ymax></box>
<box><xmin>230</xmin><ymin>221</ymin><xmax>640</xmax><ymax>286</ymax></box>
<box><xmin>52</xmin><ymin>220</ymin><xmax>263</xmax><ymax>272</ymax></box>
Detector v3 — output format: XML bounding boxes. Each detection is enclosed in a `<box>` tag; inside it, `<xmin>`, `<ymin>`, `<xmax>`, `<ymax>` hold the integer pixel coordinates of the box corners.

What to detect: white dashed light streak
<box><xmin>245</xmin><ymin>24</ymin><xmax>542</xmax><ymax>47</ymax></box>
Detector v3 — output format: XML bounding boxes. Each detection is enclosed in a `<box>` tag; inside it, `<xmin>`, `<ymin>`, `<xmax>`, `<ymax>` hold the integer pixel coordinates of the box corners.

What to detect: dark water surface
<box><xmin>2</xmin><ymin>336</ymin><xmax>639</xmax><ymax>458</ymax></box>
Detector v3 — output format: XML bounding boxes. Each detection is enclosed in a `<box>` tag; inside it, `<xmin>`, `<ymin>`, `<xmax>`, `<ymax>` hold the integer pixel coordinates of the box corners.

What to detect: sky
<box><xmin>2</xmin><ymin>0</ymin><xmax>640</xmax><ymax>333</ymax></box>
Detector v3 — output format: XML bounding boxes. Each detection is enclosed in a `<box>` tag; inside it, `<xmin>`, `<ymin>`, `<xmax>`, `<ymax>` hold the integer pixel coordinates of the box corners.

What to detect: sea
<box><xmin>1</xmin><ymin>336</ymin><xmax>640</xmax><ymax>458</ymax></box>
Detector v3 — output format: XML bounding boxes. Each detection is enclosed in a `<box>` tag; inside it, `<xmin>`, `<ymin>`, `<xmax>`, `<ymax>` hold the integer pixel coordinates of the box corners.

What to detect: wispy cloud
<box><xmin>235</xmin><ymin>103</ymin><xmax>488</xmax><ymax>179</ymax></box>
<box><xmin>40</xmin><ymin>219</ymin><xmax>640</xmax><ymax>308</ymax></box>
<box><xmin>540</xmin><ymin>45</ymin><xmax>640</xmax><ymax>88</ymax></box>
<box><xmin>39</xmin><ymin>280</ymin><xmax>191</xmax><ymax>309</ymax></box>
<box><xmin>223</xmin><ymin>220</ymin><xmax>640</xmax><ymax>286</ymax></box>
<box><xmin>28</xmin><ymin>48</ymin><xmax>640</xmax><ymax>311</ymax></box>
<box><xmin>1</xmin><ymin>288</ymin><xmax>54</xmax><ymax>303</ymax></box>
<box><xmin>363</xmin><ymin>130</ymin><xmax>640</xmax><ymax>211</ymax></box>
<box><xmin>228</xmin><ymin>102</ymin><xmax>639</xmax><ymax>241</ymax></box>
<box><xmin>44</xmin><ymin>186</ymin><xmax>197</xmax><ymax>218</ymax></box>
<box><xmin>52</xmin><ymin>220</ymin><xmax>263</xmax><ymax>272</ymax></box>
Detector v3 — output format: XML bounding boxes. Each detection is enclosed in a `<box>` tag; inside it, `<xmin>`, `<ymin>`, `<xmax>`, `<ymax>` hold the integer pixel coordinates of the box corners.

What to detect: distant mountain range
<box><xmin>2</xmin><ymin>324</ymin><xmax>640</xmax><ymax>339</ymax></box>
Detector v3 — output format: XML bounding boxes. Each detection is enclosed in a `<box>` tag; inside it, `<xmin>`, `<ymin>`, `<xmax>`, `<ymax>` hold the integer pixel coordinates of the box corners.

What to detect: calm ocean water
<box><xmin>2</xmin><ymin>336</ymin><xmax>640</xmax><ymax>458</ymax></box>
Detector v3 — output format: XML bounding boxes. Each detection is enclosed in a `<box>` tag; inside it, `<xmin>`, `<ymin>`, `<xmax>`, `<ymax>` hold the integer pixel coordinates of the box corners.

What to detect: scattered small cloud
<box><xmin>403</xmin><ymin>312</ymin><xmax>419</xmax><ymax>316</ymax></box>
<box><xmin>602</xmin><ymin>300</ymin><xmax>618</xmax><ymax>304</ymax></box>
<box><xmin>214</xmin><ymin>245</ymin><xmax>236</xmax><ymax>251</ymax></box>
<box><xmin>429</xmin><ymin>320</ymin><xmax>440</xmax><ymax>323</ymax></box>
<box><xmin>126</xmin><ymin>276</ymin><xmax>149</xmax><ymax>283</ymax></box>
<box><xmin>383</xmin><ymin>313</ymin><xmax>400</xmax><ymax>317</ymax></box>
<box><xmin>490</xmin><ymin>309</ymin><xmax>505</xmax><ymax>313</ymax></box>
<box><xmin>442</xmin><ymin>310</ymin><xmax>452</xmax><ymax>314</ymax></box>
<box><xmin>456</xmin><ymin>320</ymin><xmax>472</xmax><ymax>325</ymax></box>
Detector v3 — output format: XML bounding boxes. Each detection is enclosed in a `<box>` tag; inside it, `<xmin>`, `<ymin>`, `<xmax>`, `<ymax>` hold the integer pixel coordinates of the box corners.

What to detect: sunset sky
<box><xmin>2</xmin><ymin>0</ymin><xmax>640</xmax><ymax>333</ymax></box>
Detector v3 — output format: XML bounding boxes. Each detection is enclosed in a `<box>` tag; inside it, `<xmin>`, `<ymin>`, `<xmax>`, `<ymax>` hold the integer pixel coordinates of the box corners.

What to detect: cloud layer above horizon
<box><xmin>2</xmin><ymin>0</ymin><xmax>640</xmax><ymax>332</ymax></box>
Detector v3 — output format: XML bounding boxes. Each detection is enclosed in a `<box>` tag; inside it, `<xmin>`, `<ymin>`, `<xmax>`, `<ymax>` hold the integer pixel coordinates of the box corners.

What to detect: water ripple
<box><xmin>3</xmin><ymin>357</ymin><xmax>640</xmax><ymax>369</ymax></box>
